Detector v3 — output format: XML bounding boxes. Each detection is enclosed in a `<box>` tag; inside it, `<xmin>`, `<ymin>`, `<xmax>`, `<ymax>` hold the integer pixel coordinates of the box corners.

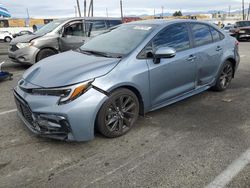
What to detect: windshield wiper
<box><xmin>79</xmin><ymin>49</ymin><xmax>119</xmax><ymax>58</ymax></box>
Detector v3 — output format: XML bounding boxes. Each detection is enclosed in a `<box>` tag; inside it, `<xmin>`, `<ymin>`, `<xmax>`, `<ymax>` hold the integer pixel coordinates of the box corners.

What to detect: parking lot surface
<box><xmin>0</xmin><ymin>42</ymin><xmax>250</xmax><ymax>188</ymax></box>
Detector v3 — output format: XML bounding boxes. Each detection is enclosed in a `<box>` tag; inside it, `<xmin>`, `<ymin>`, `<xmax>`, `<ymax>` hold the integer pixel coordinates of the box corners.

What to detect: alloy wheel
<box><xmin>105</xmin><ymin>95</ymin><xmax>137</xmax><ymax>134</ymax></box>
<box><xmin>219</xmin><ymin>63</ymin><xmax>233</xmax><ymax>89</ymax></box>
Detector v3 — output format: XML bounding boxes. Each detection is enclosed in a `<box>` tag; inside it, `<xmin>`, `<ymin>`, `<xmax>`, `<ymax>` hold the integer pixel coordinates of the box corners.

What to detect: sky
<box><xmin>0</xmin><ymin>0</ymin><xmax>247</xmax><ymax>18</ymax></box>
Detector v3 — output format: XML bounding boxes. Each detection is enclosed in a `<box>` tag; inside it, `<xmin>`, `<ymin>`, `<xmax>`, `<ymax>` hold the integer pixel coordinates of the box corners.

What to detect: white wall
<box><xmin>0</xmin><ymin>27</ymin><xmax>33</xmax><ymax>34</ymax></box>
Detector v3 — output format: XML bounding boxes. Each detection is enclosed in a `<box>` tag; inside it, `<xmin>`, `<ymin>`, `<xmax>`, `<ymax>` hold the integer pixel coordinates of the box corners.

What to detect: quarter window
<box><xmin>191</xmin><ymin>24</ymin><xmax>213</xmax><ymax>46</ymax></box>
<box><xmin>210</xmin><ymin>27</ymin><xmax>221</xmax><ymax>42</ymax></box>
<box><xmin>152</xmin><ymin>24</ymin><xmax>190</xmax><ymax>52</ymax></box>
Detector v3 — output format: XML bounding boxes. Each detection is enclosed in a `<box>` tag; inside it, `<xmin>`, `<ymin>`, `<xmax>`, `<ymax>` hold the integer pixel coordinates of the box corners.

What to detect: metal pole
<box><xmin>120</xmin><ymin>0</ymin><xmax>124</xmax><ymax>21</ymax></box>
<box><xmin>161</xmin><ymin>6</ymin><xmax>164</xmax><ymax>19</ymax></box>
<box><xmin>106</xmin><ymin>8</ymin><xmax>109</xmax><ymax>18</ymax></box>
<box><xmin>242</xmin><ymin>0</ymin><xmax>245</xmax><ymax>20</ymax></box>
<box><xmin>74</xmin><ymin>6</ymin><xmax>77</xmax><ymax>17</ymax></box>
<box><xmin>91</xmin><ymin>0</ymin><xmax>94</xmax><ymax>17</ymax></box>
<box><xmin>228</xmin><ymin>5</ymin><xmax>231</xmax><ymax>16</ymax></box>
<box><xmin>84</xmin><ymin>0</ymin><xmax>86</xmax><ymax>17</ymax></box>
<box><xmin>247</xmin><ymin>3</ymin><xmax>250</xmax><ymax>20</ymax></box>
<box><xmin>76</xmin><ymin>0</ymin><xmax>82</xmax><ymax>17</ymax></box>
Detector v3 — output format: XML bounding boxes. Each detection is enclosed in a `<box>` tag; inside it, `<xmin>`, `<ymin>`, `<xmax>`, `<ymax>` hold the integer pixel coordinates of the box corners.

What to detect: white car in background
<box><xmin>0</xmin><ymin>31</ymin><xmax>13</xmax><ymax>42</ymax></box>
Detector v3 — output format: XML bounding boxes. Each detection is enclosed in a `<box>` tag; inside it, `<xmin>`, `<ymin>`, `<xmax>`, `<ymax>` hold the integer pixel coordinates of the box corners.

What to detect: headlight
<box><xmin>239</xmin><ymin>30</ymin><xmax>246</xmax><ymax>34</ymax></box>
<box><xmin>31</xmin><ymin>80</ymin><xmax>94</xmax><ymax>105</ymax></box>
<box><xmin>16</xmin><ymin>42</ymin><xmax>33</xmax><ymax>49</ymax></box>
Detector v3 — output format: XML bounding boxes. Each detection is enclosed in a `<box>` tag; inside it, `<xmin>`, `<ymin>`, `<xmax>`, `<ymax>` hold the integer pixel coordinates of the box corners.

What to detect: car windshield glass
<box><xmin>80</xmin><ymin>24</ymin><xmax>157</xmax><ymax>56</ymax></box>
<box><xmin>236</xmin><ymin>21</ymin><xmax>250</xmax><ymax>27</ymax></box>
<box><xmin>34</xmin><ymin>19</ymin><xmax>65</xmax><ymax>35</ymax></box>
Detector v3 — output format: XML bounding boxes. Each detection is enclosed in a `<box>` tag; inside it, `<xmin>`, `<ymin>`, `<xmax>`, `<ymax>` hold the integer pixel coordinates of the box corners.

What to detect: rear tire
<box><xmin>36</xmin><ymin>48</ymin><xmax>57</xmax><ymax>62</ymax></box>
<box><xmin>97</xmin><ymin>88</ymin><xmax>139</xmax><ymax>138</ymax></box>
<box><xmin>212</xmin><ymin>61</ymin><xmax>234</xmax><ymax>92</ymax></box>
<box><xmin>4</xmin><ymin>37</ymin><xmax>11</xmax><ymax>42</ymax></box>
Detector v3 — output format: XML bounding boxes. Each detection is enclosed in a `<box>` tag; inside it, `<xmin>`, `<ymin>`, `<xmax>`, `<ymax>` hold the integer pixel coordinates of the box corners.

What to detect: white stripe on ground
<box><xmin>0</xmin><ymin>109</ymin><xmax>17</xmax><ymax>116</ymax></box>
<box><xmin>240</xmin><ymin>55</ymin><xmax>246</xmax><ymax>58</ymax></box>
<box><xmin>205</xmin><ymin>148</ymin><xmax>250</xmax><ymax>188</ymax></box>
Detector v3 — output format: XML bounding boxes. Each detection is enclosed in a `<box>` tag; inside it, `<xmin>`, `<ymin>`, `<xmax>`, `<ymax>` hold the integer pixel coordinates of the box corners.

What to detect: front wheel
<box><xmin>97</xmin><ymin>88</ymin><xmax>139</xmax><ymax>138</ymax></box>
<box><xmin>4</xmin><ymin>37</ymin><xmax>11</xmax><ymax>42</ymax></box>
<box><xmin>36</xmin><ymin>48</ymin><xmax>57</xmax><ymax>62</ymax></box>
<box><xmin>212</xmin><ymin>61</ymin><xmax>234</xmax><ymax>91</ymax></box>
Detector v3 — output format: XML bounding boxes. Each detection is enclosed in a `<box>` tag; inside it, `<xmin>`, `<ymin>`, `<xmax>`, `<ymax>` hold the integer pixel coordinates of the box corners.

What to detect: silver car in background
<box><xmin>8</xmin><ymin>17</ymin><xmax>122</xmax><ymax>64</ymax></box>
<box><xmin>14</xmin><ymin>19</ymin><xmax>240</xmax><ymax>141</ymax></box>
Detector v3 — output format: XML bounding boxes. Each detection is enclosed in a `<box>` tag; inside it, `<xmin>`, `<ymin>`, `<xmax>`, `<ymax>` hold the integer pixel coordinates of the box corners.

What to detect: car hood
<box><xmin>22</xmin><ymin>50</ymin><xmax>120</xmax><ymax>88</ymax></box>
<box><xmin>10</xmin><ymin>33</ymin><xmax>42</xmax><ymax>44</ymax></box>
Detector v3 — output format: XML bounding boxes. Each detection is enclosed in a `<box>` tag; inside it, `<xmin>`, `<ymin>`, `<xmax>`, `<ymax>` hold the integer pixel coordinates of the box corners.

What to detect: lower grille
<box><xmin>14</xmin><ymin>95</ymin><xmax>33</xmax><ymax>125</ymax></box>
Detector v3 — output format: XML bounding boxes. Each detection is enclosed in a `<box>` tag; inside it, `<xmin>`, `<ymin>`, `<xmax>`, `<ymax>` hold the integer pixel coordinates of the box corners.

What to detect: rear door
<box><xmin>59</xmin><ymin>20</ymin><xmax>86</xmax><ymax>52</ymax></box>
<box><xmin>189</xmin><ymin>23</ymin><xmax>223</xmax><ymax>86</ymax></box>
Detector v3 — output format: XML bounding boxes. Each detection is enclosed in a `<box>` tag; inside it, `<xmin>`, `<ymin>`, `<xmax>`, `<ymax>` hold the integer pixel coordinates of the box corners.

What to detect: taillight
<box><xmin>235</xmin><ymin>40</ymin><xmax>239</xmax><ymax>46</ymax></box>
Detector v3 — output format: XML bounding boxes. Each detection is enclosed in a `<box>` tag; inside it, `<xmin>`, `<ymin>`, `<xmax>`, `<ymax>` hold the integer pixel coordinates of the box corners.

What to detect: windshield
<box><xmin>80</xmin><ymin>24</ymin><xmax>157</xmax><ymax>56</ymax></box>
<box><xmin>34</xmin><ymin>19</ymin><xmax>66</xmax><ymax>35</ymax></box>
<box><xmin>236</xmin><ymin>21</ymin><xmax>250</xmax><ymax>27</ymax></box>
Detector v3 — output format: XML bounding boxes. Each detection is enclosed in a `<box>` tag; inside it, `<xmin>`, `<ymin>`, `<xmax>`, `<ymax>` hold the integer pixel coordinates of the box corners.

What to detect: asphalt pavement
<box><xmin>0</xmin><ymin>42</ymin><xmax>250</xmax><ymax>188</ymax></box>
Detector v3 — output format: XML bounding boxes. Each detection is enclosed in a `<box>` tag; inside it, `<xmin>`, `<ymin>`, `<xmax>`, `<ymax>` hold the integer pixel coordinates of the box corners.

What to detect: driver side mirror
<box><xmin>153</xmin><ymin>47</ymin><xmax>176</xmax><ymax>64</ymax></box>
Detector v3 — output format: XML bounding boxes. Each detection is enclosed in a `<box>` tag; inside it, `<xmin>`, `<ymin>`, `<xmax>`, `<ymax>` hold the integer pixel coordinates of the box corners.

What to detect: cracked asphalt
<box><xmin>0</xmin><ymin>42</ymin><xmax>250</xmax><ymax>188</ymax></box>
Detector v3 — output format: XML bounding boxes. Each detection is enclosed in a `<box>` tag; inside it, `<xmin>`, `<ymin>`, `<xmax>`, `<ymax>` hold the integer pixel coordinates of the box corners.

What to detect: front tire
<box><xmin>97</xmin><ymin>88</ymin><xmax>139</xmax><ymax>138</ymax></box>
<box><xmin>212</xmin><ymin>61</ymin><xmax>234</xmax><ymax>91</ymax></box>
<box><xmin>4</xmin><ymin>37</ymin><xmax>11</xmax><ymax>42</ymax></box>
<box><xmin>36</xmin><ymin>48</ymin><xmax>57</xmax><ymax>62</ymax></box>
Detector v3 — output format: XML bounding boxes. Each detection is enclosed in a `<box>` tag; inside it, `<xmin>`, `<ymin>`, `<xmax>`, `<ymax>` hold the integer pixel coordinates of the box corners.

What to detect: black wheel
<box><xmin>212</xmin><ymin>61</ymin><xmax>234</xmax><ymax>91</ymax></box>
<box><xmin>97</xmin><ymin>88</ymin><xmax>139</xmax><ymax>138</ymax></box>
<box><xmin>36</xmin><ymin>48</ymin><xmax>57</xmax><ymax>62</ymax></box>
<box><xmin>4</xmin><ymin>37</ymin><xmax>11</xmax><ymax>42</ymax></box>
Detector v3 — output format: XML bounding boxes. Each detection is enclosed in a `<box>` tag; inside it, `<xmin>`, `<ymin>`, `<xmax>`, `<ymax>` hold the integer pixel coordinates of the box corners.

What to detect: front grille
<box><xmin>9</xmin><ymin>45</ymin><xmax>18</xmax><ymax>52</ymax></box>
<box><xmin>14</xmin><ymin>95</ymin><xmax>33</xmax><ymax>125</ymax></box>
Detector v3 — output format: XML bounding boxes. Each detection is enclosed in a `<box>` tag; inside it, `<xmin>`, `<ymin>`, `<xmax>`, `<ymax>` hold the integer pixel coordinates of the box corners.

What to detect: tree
<box><xmin>173</xmin><ymin>11</ymin><xmax>183</xmax><ymax>17</ymax></box>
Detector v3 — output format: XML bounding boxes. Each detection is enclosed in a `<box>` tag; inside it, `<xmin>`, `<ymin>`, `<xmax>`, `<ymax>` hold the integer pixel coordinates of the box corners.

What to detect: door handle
<box><xmin>216</xmin><ymin>46</ymin><xmax>223</xmax><ymax>51</ymax></box>
<box><xmin>187</xmin><ymin>55</ymin><xmax>197</xmax><ymax>62</ymax></box>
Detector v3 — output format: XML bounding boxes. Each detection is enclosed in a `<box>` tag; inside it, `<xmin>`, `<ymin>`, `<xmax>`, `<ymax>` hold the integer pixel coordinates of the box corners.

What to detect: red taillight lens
<box><xmin>235</xmin><ymin>40</ymin><xmax>239</xmax><ymax>46</ymax></box>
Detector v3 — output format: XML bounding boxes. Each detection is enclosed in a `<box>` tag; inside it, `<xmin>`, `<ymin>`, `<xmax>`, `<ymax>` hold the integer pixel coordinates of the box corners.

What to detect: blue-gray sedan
<box><xmin>14</xmin><ymin>19</ymin><xmax>240</xmax><ymax>141</ymax></box>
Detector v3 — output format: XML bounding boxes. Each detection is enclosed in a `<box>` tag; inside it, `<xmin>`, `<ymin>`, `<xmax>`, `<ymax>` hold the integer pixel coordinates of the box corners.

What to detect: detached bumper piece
<box><xmin>14</xmin><ymin>91</ymin><xmax>71</xmax><ymax>140</ymax></box>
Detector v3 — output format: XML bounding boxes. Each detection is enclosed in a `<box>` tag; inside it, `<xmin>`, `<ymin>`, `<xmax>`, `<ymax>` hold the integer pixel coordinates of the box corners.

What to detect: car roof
<box><xmin>125</xmin><ymin>19</ymin><xmax>213</xmax><ymax>26</ymax></box>
<box><xmin>57</xmin><ymin>17</ymin><xmax>122</xmax><ymax>23</ymax></box>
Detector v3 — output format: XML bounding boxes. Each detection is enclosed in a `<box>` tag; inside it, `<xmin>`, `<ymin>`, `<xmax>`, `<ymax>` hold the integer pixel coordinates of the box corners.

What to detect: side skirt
<box><xmin>149</xmin><ymin>85</ymin><xmax>211</xmax><ymax>112</ymax></box>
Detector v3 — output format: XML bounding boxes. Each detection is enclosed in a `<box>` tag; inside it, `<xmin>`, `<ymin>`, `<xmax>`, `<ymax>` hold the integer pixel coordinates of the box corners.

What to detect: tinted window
<box><xmin>64</xmin><ymin>22</ymin><xmax>84</xmax><ymax>36</ymax></box>
<box><xmin>210</xmin><ymin>27</ymin><xmax>221</xmax><ymax>42</ymax></box>
<box><xmin>191</xmin><ymin>24</ymin><xmax>213</xmax><ymax>46</ymax></box>
<box><xmin>152</xmin><ymin>24</ymin><xmax>190</xmax><ymax>52</ymax></box>
<box><xmin>107</xmin><ymin>20</ymin><xmax>122</xmax><ymax>28</ymax></box>
<box><xmin>91</xmin><ymin>20</ymin><xmax>106</xmax><ymax>31</ymax></box>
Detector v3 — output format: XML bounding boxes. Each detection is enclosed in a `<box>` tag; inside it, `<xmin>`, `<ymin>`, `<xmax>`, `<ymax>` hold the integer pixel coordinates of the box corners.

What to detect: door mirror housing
<box><xmin>153</xmin><ymin>47</ymin><xmax>176</xmax><ymax>64</ymax></box>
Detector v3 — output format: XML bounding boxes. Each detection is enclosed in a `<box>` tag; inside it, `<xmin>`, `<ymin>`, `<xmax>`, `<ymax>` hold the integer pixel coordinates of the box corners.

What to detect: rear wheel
<box><xmin>36</xmin><ymin>48</ymin><xmax>57</xmax><ymax>62</ymax></box>
<box><xmin>4</xmin><ymin>37</ymin><xmax>11</xmax><ymax>42</ymax></box>
<box><xmin>212</xmin><ymin>61</ymin><xmax>234</xmax><ymax>91</ymax></box>
<box><xmin>97</xmin><ymin>88</ymin><xmax>139</xmax><ymax>138</ymax></box>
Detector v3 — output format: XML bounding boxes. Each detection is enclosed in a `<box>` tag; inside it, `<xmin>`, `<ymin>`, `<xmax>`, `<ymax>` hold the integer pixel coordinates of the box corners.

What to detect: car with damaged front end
<box><xmin>14</xmin><ymin>20</ymin><xmax>240</xmax><ymax>141</ymax></box>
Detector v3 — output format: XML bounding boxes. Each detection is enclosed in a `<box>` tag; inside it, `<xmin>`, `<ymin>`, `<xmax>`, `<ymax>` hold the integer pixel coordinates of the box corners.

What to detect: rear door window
<box><xmin>210</xmin><ymin>27</ymin><xmax>221</xmax><ymax>42</ymax></box>
<box><xmin>91</xmin><ymin>20</ymin><xmax>107</xmax><ymax>31</ymax></box>
<box><xmin>152</xmin><ymin>23</ymin><xmax>191</xmax><ymax>52</ymax></box>
<box><xmin>191</xmin><ymin>24</ymin><xmax>213</xmax><ymax>46</ymax></box>
<box><xmin>107</xmin><ymin>20</ymin><xmax>122</xmax><ymax>28</ymax></box>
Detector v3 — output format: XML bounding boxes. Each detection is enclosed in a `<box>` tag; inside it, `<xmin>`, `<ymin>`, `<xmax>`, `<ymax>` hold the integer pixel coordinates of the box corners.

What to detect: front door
<box><xmin>59</xmin><ymin>21</ymin><xmax>86</xmax><ymax>52</ymax></box>
<box><xmin>146</xmin><ymin>23</ymin><xmax>197</xmax><ymax>108</ymax></box>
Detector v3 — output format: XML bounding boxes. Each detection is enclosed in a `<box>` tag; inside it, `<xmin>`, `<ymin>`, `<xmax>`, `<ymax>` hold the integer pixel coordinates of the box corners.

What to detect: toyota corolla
<box><xmin>14</xmin><ymin>19</ymin><xmax>240</xmax><ymax>141</ymax></box>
